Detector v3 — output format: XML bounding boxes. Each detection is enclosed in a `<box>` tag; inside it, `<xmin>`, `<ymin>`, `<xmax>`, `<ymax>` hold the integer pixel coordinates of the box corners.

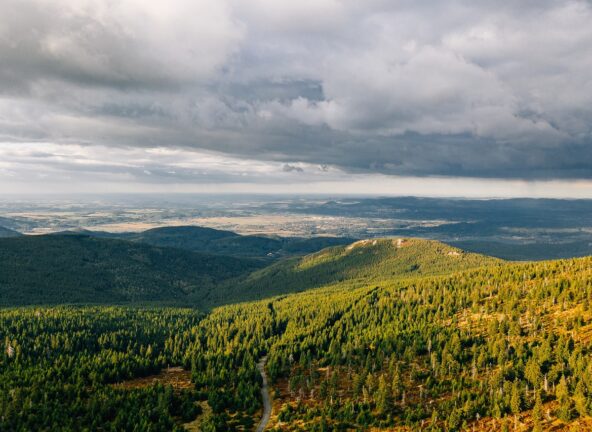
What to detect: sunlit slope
<box><xmin>197</xmin><ymin>253</ymin><xmax>592</xmax><ymax>431</ymax></box>
<box><xmin>210</xmin><ymin>238</ymin><xmax>502</xmax><ymax>305</ymax></box>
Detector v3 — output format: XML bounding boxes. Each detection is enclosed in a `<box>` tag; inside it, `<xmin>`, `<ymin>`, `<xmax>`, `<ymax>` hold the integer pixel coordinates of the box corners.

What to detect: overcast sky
<box><xmin>1</xmin><ymin>0</ymin><xmax>592</xmax><ymax>197</ymax></box>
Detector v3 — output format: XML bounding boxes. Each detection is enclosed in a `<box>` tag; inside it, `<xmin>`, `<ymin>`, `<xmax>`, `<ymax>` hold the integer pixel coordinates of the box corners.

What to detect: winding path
<box><xmin>255</xmin><ymin>356</ymin><xmax>271</xmax><ymax>432</ymax></box>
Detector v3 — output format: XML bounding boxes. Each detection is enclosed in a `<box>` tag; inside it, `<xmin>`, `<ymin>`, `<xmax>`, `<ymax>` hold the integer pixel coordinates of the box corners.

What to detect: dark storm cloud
<box><xmin>1</xmin><ymin>0</ymin><xmax>592</xmax><ymax>182</ymax></box>
<box><xmin>282</xmin><ymin>164</ymin><xmax>304</xmax><ymax>173</ymax></box>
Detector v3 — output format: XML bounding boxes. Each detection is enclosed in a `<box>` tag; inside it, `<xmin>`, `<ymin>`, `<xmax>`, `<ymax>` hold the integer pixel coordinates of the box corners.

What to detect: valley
<box><xmin>4</xmin><ymin>195</ymin><xmax>592</xmax><ymax>261</ymax></box>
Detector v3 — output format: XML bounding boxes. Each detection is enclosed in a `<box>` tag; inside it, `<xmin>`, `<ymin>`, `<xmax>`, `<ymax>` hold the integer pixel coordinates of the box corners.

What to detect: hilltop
<box><xmin>206</xmin><ymin>238</ymin><xmax>501</xmax><ymax>305</ymax></box>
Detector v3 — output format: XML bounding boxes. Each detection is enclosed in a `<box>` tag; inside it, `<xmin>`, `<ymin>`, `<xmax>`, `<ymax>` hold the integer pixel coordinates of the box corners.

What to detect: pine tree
<box><xmin>376</xmin><ymin>374</ymin><xmax>392</xmax><ymax>415</ymax></box>
<box><xmin>556</xmin><ymin>375</ymin><xmax>574</xmax><ymax>422</ymax></box>
<box><xmin>532</xmin><ymin>391</ymin><xmax>543</xmax><ymax>432</ymax></box>
<box><xmin>510</xmin><ymin>381</ymin><xmax>522</xmax><ymax>415</ymax></box>
<box><xmin>573</xmin><ymin>381</ymin><xmax>588</xmax><ymax>418</ymax></box>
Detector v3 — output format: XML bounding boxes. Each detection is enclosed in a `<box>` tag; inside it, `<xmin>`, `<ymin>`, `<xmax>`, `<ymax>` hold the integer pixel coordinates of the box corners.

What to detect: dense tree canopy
<box><xmin>2</xmin><ymin>239</ymin><xmax>592</xmax><ymax>430</ymax></box>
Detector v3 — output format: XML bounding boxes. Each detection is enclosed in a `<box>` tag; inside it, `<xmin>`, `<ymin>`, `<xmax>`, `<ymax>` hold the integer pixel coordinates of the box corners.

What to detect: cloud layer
<box><xmin>1</xmin><ymin>0</ymin><xmax>592</xmax><ymax>191</ymax></box>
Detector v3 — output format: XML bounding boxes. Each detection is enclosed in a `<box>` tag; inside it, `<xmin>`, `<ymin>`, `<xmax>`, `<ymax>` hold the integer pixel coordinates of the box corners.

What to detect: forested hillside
<box><xmin>0</xmin><ymin>235</ymin><xmax>263</xmax><ymax>306</ymax></box>
<box><xmin>3</xmin><ymin>238</ymin><xmax>592</xmax><ymax>431</ymax></box>
<box><xmin>214</xmin><ymin>238</ymin><xmax>500</xmax><ymax>305</ymax></box>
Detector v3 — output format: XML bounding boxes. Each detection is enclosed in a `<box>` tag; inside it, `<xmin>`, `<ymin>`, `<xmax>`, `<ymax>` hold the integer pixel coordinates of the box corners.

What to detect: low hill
<box><xmin>0</xmin><ymin>235</ymin><xmax>263</xmax><ymax>306</ymax></box>
<box><xmin>132</xmin><ymin>226</ymin><xmax>285</xmax><ymax>257</ymax></box>
<box><xmin>206</xmin><ymin>238</ymin><xmax>501</xmax><ymax>305</ymax></box>
<box><xmin>57</xmin><ymin>225</ymin><xmax>354</xmax><ymax>258</ymax></box>
<box><xmin>128</xmin><ymin>226</ymin><xmax>354</xmax><ymax>257</ymax></box>
<box><xmin>130</xmin><ymin>225</ymin><xmax>240</xmax><ymax>249</ymax></box>
<box><xmin>0</xmin><ymin>226</ymin><xmax>21</xmax><ymax>238</ymax></box>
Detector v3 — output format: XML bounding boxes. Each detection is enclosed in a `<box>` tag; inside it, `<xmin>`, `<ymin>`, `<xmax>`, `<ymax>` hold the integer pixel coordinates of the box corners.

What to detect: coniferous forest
<box><xmin>2</xmin><ymin>234</ymin><xmax>592</xmax><ymax>431</ymax></box>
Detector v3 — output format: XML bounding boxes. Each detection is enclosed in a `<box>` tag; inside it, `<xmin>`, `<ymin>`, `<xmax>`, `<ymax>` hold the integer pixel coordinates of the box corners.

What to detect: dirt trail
<box><xmin>255</xmin><ymin>356</ymin><xmax>271</xmax><ymax>432</ymax></box>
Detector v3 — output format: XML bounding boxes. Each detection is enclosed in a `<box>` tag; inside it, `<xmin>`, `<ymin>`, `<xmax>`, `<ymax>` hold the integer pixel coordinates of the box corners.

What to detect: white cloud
<box><xmin>264</xmin><ymin>3</ymin><xmax>588</xmax><ymax>145</ymax></box>
<box><xmin>1</xmin><ymin>0</ymin><xmax>592</xmax><ymax>187</ymax></box>
<box><xmin>1</xmin><ymin>0</ymin><xmax>243</xmax><ymax>89</ymax></box>
<box><xmin>0</xmin><ymin>141</ymin><xmax>340</xmax><ymax>187</ymax></box>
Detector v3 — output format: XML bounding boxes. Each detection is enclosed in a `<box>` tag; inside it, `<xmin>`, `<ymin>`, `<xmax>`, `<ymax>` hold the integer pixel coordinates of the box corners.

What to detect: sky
<box><xmin>1</xmin><ymin>0</ymin><xmax>592</xmax><ymax>197</ymax></box>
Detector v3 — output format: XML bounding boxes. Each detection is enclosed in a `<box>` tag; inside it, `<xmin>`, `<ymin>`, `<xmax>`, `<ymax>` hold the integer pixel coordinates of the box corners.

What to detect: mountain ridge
<box><xmin>204</xmin><ymin>237</ymin><xmax>502</xmax><ymax>306</ymax></box>
<box><xmin>53</xmin><ymin>225</ymin><xmax>354</xmax><ymax>258</ymax></box>
<box><xmin>0</xmin><ymin>234</ymin><xmax>502</xmax><ymax>308</ymax></box>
